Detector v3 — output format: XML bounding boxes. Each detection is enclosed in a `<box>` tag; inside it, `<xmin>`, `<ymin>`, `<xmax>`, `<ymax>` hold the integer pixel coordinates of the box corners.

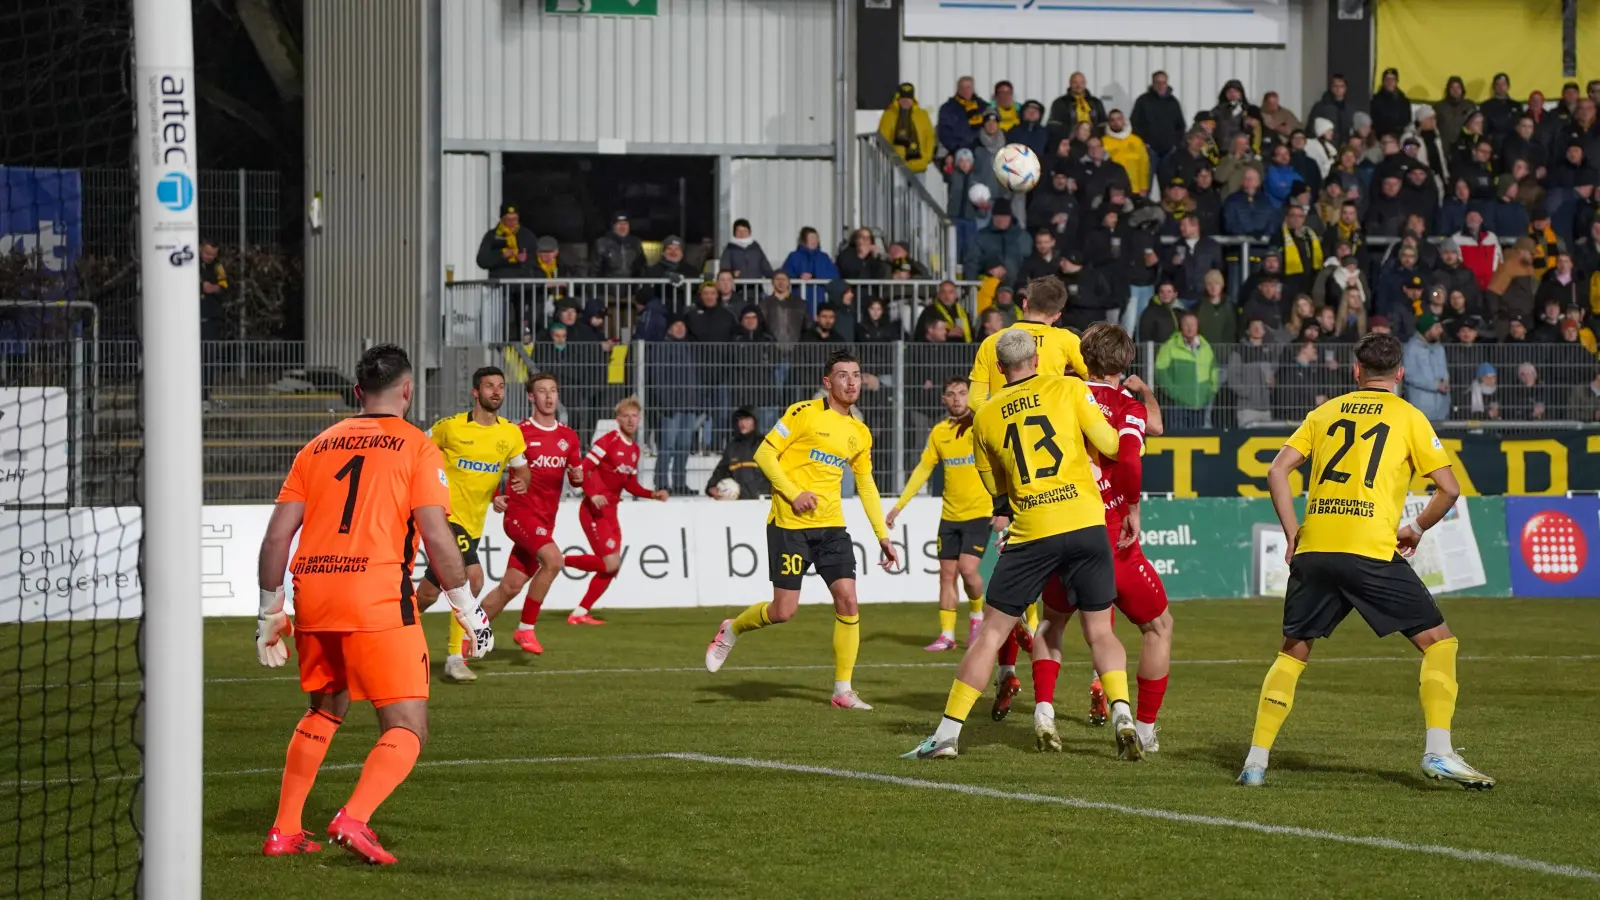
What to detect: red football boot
<box><xmin>512</xmin><ymin>628</ymin><xmax>544</xmax><ymax>654</ymax></box>
<box><xmin>1088</xmin><ymin>677</ymin><xmax>1108</xmax><ymax>727</ymax></box>
<box><xmin>991</xmin><ymin>672</ymin><xmax>1022</xmax><ymax>721</ymax></box>
<box><xmin>567</xmin><ymin>612</ymin><xmax>606</xmax><ymax>626</ymax></box>
<box><xmin>262</xmin><ymin>828</ymin><xmax>321</xmax><ymax>856</ymax></box>
<box><xmin>326</xmin><ymin>809</ymin><xmax>397</xmax><ymax>866</ymax></box>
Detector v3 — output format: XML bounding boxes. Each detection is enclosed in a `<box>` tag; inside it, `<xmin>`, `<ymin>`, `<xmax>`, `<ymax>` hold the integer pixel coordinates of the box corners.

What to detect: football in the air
<box><xmin>992</xmin><ymin>143</ymin><xmax>1040</xmax><ymax>193</ymax></box>
<box><xmin>714</xmin><ymin>478</ymin><xmax>740</xmax><ymax>500</ymax></box>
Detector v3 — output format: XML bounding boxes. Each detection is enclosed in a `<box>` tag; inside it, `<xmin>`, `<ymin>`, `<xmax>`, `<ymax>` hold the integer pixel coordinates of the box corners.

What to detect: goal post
<box><xmin>133</xmin><ymin>0</ymin><xmax>204</xmax><ymax>895</ymax></box>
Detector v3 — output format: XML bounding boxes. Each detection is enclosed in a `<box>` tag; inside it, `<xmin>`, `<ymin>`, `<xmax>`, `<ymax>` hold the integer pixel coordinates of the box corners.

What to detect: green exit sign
<box><xmin>545</xmin><ymin>0</ymin><xmax>658</xmax><ymax>14</ymax></box>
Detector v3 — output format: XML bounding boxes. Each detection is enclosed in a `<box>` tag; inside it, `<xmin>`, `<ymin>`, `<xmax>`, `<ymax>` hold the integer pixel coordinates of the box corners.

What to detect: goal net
<box><xmin>1</xmin><ymin>2</ymin><xmax>145</xmax><ymax>896</ymax></box>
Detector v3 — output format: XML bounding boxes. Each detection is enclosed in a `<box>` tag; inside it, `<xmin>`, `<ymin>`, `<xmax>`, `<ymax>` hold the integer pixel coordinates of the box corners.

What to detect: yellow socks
<box><xmin>937</xmin><ymin>608</ymin><xmax>957</xmax><ymax>637</ymax></box>
<box><xmin>446</xmin><ymin>613</ymin><xmax>466</xmax><ymax>659</ymax></box>
<box><xmin>1099</xmin><ymin>669</ymin><xmax>1131</xmax><ymax>708</ymax></box>
<box><xmin>943</xmin><ymin>679</ymin><xmax>982</xmax><ymax>722</ymax></box>
<box><xmin>1024</xmin><ymin>600</ymin><xmax>1040</xmax><ymax>634</ymax></box>
<box><xmin>731</xmin><ymin>602</ymin><xmax>773</xmax><ymax>636</ymax></box>
<box><xmin>1250</xmin><ymin>653</ymin><xmax>1306</xmax><ymax>751</ymax></box>
<box><xmin>969</xmin><ymin>594</ymin><xmax>984</xmax><ymax>616</ymax></box>
<box><xmin>1420</xmin><ymin>637</ymin><xmax>1459</xmax><ymax>748</ymax></box>
<box><xmin>833</xmin><ymin>613</ymin><xmax>860</xmax><ymax>684</ymax></box>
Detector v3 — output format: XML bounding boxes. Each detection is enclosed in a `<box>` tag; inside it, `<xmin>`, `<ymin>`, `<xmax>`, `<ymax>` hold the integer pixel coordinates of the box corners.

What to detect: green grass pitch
<box><xmin>7</xmin><ymin>597</ymin><xmax>1600</xmax><ymax>899</ymax></box>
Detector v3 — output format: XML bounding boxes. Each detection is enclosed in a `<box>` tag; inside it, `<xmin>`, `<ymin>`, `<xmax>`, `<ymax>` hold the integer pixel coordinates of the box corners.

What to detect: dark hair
<box><xmin>1080</xmin><ymin>323</ymin><xmax>1135</xmax><ymax>378</ymax></box>
<box><xmin>823</xmin><ymin>348</ymin><xmax>859</xmax><ymax>378</ymax></box>
<box><xmin>355</xmin><ymin>344</ymin><xmax>412</xmax><ymax>396</ymax></box>
<box><xmin>816</xmin><ymin>303</ymin><xmax>837</xmax><ymax>318</ymax></box>
<box><xmin>797</xmin><ymin>226</ymin><xmax>819</xmax><ymax>245</ymax></box>
<box><xmin>471</xmin><ymin>366</ymin><xmax>505</xmax><ymax>390</ymax></box>
<box><xmin>1152</xmin><ymin>70</ymin><xmax>1168</xmax><ymax>80</ymax></box>
<box><xmin>732</xmin><ymin>218</ymin><xmax>751</xmax><ymax>233</ymax></box>
<box><xmin>1330</xmin><ymin>73</ymin><xmax>1346</xmax><ymax>83</ymax></box>
<box><xmin>1023</xmin><ymin>276</ymin><xmax>1068</xmax><ymax>315</ymax></box>
<box><xmin>994</xmin><ymin>79</ymin><xmax>1013</xmax><ymax>91</ymax></box>
<box><xmin>527</xmin><ymin>371</ymin><xmax>559</xmax><ymax>391</ymax></box>
<box><xmin>1355</xmin><ymin>332</ymin><xmax>1404</xmax><ymax>376</ymax></box>
<box><xmin>1178</xmin><ymin>309</ymin><xmax>1200</xmax><ymax>322</ymax></box>
<box><xmin>943</xmin><ymin>376</ymin><xmax>971</xmax><ymax>390</ymax></box>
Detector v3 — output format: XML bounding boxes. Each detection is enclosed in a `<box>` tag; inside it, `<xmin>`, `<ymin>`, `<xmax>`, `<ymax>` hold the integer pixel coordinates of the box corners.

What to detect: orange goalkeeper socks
<box><xmin>343</xmin><ymin>727</ymin><xmax>422</xmax><ymax>824</ymax></box>
<box><xmin>272</xmin><ymin>708</ymin><xmax>341</xmax><ymax>834</ymax></box>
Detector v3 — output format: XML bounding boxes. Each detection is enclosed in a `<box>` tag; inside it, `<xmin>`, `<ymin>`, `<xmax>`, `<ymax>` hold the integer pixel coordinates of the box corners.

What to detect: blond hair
<box><xmin>615</xmin><ymin>395</ymin><xmax>642</xmax><ymax>415</ymax></box>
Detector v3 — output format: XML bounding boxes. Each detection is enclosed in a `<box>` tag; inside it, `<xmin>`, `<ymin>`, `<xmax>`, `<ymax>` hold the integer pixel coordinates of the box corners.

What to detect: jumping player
<box><xmin>885</xmin><ymin>377</ymin><xmax>994</xmax><ymax>652</ymax></box>
<box><xmin>968</xmin><ymin>277</ymin><xmax>1089</xmax><ymax>640</ymax></box>
<box><xmin>416</xmin><ymin>366</ymin><xmax>529</xmax><ymax>683</ymax></box>
<box><xmin>255</xmin><ymin>344</ymin><xmax>494</xmax><ymax>864</ymax></box>
<box><xmin>704</xmin><ymin>350</ymin><xmax>900</xmax><ymax>710</ymax></box>
<box><xmin>563</xmin><ymin>396</ymin><xmax>668</xmax><ymax>624</ymax></box>
<box><xmin>905</xmin><ymin>330</ymin><xmax>1140</xmax><ymax>760</ymax></box>
<box><xmin>475</xmin><ymin>372</ymin><xmax>584</xmax><ymax>659</ymax></box>
<box><xmin>1239</xmin><ymin>332</ymin><xmax>1493</xmax><ymax>789</ymax></box>
<box><xmin>1029</xmin><ymin>323</ymin><xmax>1174</xmax><ymax>754</ymax></box>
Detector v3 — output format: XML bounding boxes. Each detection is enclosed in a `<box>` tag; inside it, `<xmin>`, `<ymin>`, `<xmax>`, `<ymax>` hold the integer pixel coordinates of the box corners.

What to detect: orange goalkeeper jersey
<box><xmin>277</xmin><ymin>414</ymin><xmax>451</xmax><ymax>632</ymax></box>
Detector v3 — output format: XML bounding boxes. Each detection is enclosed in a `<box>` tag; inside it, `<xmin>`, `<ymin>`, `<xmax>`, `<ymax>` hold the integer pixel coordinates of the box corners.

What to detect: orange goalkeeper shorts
<box><xmin>295</xmin><ymin>624</ymin><xmax>430</xmax><ymax>706</ymax></box>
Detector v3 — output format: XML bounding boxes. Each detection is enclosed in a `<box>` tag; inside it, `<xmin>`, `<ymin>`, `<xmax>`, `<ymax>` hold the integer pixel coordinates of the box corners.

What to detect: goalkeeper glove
<box><xmin>256</xmin><ymin>587</ymin><xmax>293</xmax><ymax>668</ymax></box>
<box><xmin>444</xmin><ymin>585</ymin><xmax>495</xmax><ymax>659</ymax></box>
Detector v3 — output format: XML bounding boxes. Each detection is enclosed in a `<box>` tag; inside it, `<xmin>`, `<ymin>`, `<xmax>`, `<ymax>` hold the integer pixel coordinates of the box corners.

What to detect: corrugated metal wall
<box><xmin>304</xmin><ymin>0</ymin><xmax>428</xmax><ymax>366</ymax></box>
<box><xmin>727</xmin><ymin>159</ymin><xmax>836</xmax><ymax>270</ymax></box>
<box><xmin>442</xmin><ymin>153</ymin><xmax>492</xmax><ymax>280</ymax></box>
<box><xmin>900</xmin><ymin>10</ymin><xmax>1305</xmax><ymax>130</ymax></box>
<box><xmin>441</xmin><ymin>0</ymin><xmax>835</xmax><ymax>147</ymax></box>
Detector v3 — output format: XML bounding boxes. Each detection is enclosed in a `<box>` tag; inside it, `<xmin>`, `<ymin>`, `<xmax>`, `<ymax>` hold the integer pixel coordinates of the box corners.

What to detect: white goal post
<box><xmin>134</xmin><ymin>0</ymin><xmax>204</xmax><ymax>896</ymax></box>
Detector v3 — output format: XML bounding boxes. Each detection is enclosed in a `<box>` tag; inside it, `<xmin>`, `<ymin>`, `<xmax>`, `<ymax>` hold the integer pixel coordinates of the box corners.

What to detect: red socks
<box><xmin>273</xmin><ymin>708</ymin><xmax>341</xmax><ymax>834</ymax></box>
<box><xmin>577</xmin><ymin>573</ymin><xmax>614</xmax><ymax>613</ymax></box>
<box><xmin>1136</xmin><ymin>674</ymin><xmax>1168</xmax><ymax>725</ymax></box>
<box><xmin>520</xmin><ymin>597</ymin><xmax>543</xmax><ymax>626</ymax></box>
<box><xmin>998</xmin><ymin>630</ymin><xmax>1020</xmax><ymax>666</ymax></box>
<box><xmin>1032</xmin><ymin>659</ymin><xmax>1060</xmax><ymax>705</ymax></box>
<box><xmin>564</xmin><ymin>554</ymin><xmax>606</xmax><ymax>573</ymax></box>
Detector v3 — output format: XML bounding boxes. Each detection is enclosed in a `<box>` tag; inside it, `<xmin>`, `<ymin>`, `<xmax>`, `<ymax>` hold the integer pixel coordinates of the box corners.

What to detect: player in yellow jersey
<box><xmin>967</xmin><ymin>276</ymin><xmax>1088</xmax><ymax>411</ymax></box>
<box><xmin>1239</xmin><ymin>332</ymin><xmax>1493</xmax><ymax>790</ymax></box>
<box><xmin>905</xmin><ymin>329</ymin><xmax>1141</xmax><ymax>760</ymax></box>
<box><xmin>415</xmin><ymin>367</ymin><xmax>530</xmax><ymax>684</ymax></box>
<box><xmin>704</xmin><ymin>350</ymin><xmax>901</xmax><ymax>710</ymax></box>
<box><xmin>886</xmin><ymin>376</ymin><xmax>996</xmax><ymax>652</ymax></box>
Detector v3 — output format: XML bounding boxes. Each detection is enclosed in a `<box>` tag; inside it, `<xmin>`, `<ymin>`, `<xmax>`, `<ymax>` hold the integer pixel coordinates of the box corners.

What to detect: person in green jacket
<box><xmin>1155</xmin><ymin>311</ymin><xmax>1218</xmax><ymax>431</ymax></box>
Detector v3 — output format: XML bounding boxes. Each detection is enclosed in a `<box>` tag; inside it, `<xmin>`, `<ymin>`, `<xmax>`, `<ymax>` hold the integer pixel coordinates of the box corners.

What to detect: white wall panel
<box><xmin>442</xmin><ymin>153</ymin><xmax>492</xmax><ymax>281</ymax></box>
<box><xmin>727</xmin><ymin>159</ymin><xmax>835</xmax><ymax>270</ymax></box>
<box><xmin>443</xmin><ymin>0</ymin><xmax>834</xmax><ymax>147</ymax></box>
<box><xmin>900</xmin><ymin>39</ymin><xmax>1303</xmax><ymax>135</ymax></box>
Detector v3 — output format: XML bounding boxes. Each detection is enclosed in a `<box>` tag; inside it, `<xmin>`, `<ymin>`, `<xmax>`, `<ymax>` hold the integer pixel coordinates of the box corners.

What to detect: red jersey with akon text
<box><xmin>582</xmin><ymin>430</ymin><xmax>654</xmax><ymax>503</ymax></box>
<box><xmin>1087</xmin><ymin>382</ymin><xmax>1149</xmax><ymax>529</ymax></box>
<box><xmin>504</xmin><ymin>418</ymin><xmax>582</xmax><ymax>525</ymax></box>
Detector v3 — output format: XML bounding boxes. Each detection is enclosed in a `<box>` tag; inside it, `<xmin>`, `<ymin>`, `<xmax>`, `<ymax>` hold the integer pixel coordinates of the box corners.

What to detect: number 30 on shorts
<box><xmin>778</xmin><ymin>553</ymin><xmax>805</xmax><ymax>576</ymax></box>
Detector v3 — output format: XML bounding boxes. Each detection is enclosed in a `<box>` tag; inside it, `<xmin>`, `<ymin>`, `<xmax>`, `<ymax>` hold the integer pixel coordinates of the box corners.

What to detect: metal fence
<box><xmin>443</xmin><ymin>277</ymin><xmax>982</xmax><ymax>347</ymax></box>
<box><xmin>2</xmin><ymin>337</ymin><xmax>1591</xmax><ymax>505</ymax></box>
<box><xmin>856</xmin><ymin>133</ymin><xmax>955</xmax><ymax>280</ymax></box>
<box><xmin>80</xmin><ymin>168</ymin><xmax>281</xmax><ymax>253</ymax></box>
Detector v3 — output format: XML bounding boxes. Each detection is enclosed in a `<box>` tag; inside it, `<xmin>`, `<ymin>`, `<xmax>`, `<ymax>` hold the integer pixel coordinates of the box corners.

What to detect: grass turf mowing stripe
<box><xmin>18</xmin><ymin>653</ymin><xmax>1600</xmax><ymax>690</ymax></box>
<box><xmin>14</xmin><ymin>751</ymin><xmax>1598</xmax><ymax>884</ymax></box>
<box><xmin>662</xmin><ymin>752</ymin><xmax>1600</xmax><ymax>884</ymax></box>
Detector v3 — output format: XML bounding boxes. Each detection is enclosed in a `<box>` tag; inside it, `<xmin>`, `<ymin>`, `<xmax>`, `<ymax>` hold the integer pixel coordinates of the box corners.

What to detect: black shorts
<box><xmin>1283</xmin><ymin>551</ymin><xmax>1445</xmax><ymax>640</ymax></box>
<box><xmin>986</xmin><ymin>525</ymin><xmax>1115</xmax><ymax>618</ymax></box>
<box><xmin>937</xmin><ymin>517</ymin><xmax>991</xmax><ymax>561</ymax></box>
<box><xmin>767</xmin><ymin>524</ymin><xmax>856</xmax><ymax>590</ymax></box>
<box><xmin>423</xmin><ymin>522</ymin><xmax>481</xmax><ymax>587</ymax></box>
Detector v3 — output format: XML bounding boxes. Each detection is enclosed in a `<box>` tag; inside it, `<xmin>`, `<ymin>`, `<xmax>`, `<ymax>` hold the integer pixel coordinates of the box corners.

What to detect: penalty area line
<box><xmin>663</xmin><ymin>752</ymin><xmax>1600</xmax><ymax>884</ymax></box>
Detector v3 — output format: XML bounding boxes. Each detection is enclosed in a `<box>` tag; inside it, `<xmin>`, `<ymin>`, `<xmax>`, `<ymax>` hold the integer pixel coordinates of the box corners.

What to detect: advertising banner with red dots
<box><xmin>1506</xmin><ymin>497</ymin><xmax>1600</xmax><ymax>598</ymax></box>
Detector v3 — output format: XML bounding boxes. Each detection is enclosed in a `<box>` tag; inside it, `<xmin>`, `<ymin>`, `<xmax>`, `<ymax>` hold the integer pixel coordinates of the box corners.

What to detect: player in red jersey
<box><xmin>562</xmin><ymin>395</ymin><xmax>668</xmax><ymax>623</ymax></box>
<box><xmin>1031</xmin><ymin>323</ymin><xmax>1174</xmax><ymax>754</ymax></box>
<box><xmin>474</xmin><ymin>372</ymin><xmax>584</xmax><ymax>659</ymax></box>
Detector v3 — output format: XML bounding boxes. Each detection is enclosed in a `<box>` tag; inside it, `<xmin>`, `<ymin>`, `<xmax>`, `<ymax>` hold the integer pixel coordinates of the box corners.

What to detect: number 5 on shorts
<box><xmin>779</xmin><ymin>553</ymin><xmax>804</xmax><ymax>576</ymax></box>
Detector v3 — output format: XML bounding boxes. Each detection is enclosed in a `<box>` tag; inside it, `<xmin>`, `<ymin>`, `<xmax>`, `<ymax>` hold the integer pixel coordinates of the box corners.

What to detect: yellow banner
<box><xmin>1374</xmin><ymin>0</ymin><xmax>1598</xmax><ymax>100</ymax></box>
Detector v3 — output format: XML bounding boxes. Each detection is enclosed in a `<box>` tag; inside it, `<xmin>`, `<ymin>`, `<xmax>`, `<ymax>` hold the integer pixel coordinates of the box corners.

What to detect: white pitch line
<box><xmin>662</xmin><ymin>752</ymin><xmax>1600</xmax><ymax>884</ymax></box>
<box><xmin>15</xmin><ymin>653</ymin><xmax>1600</xmax><ymax>691</ymax></box>
<box><xmin>7</xmin><ymin>750</ymin><xmax>1596</xmax><ymax>884</ymax></box>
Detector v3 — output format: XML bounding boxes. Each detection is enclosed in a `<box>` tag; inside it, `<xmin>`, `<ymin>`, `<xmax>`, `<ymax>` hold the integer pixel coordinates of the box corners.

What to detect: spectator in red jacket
<box><xmin>1452</xmin><ymin>210</ymin><xmax>1503</xmax><ymax>290</ymax></box>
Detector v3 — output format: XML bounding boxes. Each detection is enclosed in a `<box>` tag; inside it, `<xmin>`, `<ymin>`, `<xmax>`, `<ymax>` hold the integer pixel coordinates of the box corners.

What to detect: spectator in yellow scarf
<box><xmin>879</xmin><ymin>83</ymin><xmax>937</xmax><ymax>173</ymax></box>
<box><xmin>475</xmin><ymin>204</ymin><xmax>529</xmax><ymax>278</ymax></box>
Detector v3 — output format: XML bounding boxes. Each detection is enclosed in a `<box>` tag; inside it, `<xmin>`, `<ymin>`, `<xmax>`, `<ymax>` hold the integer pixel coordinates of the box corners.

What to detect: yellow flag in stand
<box><xmin>608</xmin><ymin>344</ymin><xmax>628</xmax><ymax>384</ymax></box>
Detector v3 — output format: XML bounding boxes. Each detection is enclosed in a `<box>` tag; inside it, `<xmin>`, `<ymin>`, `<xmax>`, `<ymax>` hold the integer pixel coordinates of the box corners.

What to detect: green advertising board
<box><xmin>977</xmin><ymin>497</ymin><xmax>1511</xmax><ymax>601</ymax></box>
<box><xmin>545</xmin><ymin>0</ymin><xmax>657</xmax><ymax>14</ymax></box>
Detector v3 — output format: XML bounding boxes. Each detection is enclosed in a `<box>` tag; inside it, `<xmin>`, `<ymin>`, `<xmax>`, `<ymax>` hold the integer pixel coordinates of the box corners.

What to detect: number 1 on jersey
<box><xmin>334</xmin><ymin>454</ymin><xmax>365</xmax><ymax>533</ymax></box>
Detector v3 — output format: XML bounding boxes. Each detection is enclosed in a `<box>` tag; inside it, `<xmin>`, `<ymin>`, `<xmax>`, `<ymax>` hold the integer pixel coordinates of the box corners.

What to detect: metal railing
<box><xmin>442</xmin><ymin>277</ymin><xmax>983</xmax><ymax>347</ymax></box>
<box><xmin>3</xmin><ymin>337</ymin><xmax>1590</xmax><ymax>505</ymax></box>
<box><xmin>856</xmin><ymin>133</ymin><xmax>956</xmax><ymax>280</ymax></box>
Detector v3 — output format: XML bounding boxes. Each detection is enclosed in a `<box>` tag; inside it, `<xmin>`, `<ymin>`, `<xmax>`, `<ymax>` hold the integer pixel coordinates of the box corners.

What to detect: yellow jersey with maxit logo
<box><xmin>973</xmin><ymin>373</ymin><xmax>1120</xmax><ymax>545</ymax></box>
<box><xmin>894</xmin><ymin>417</ymin><xmax>991</xmax><ymax>522</ymax></box>
<box><xmin>427</xmin><ymin>412</ymin><xmax>528</xmax><ymax>538</ymax></box>
<box><xmin>758</xmin><ymin>398</ymin><xmax>889</xmax><ymax>540</ymax></box>
<box><xmin>1286</xmin><ymin>390</ymin><xmax>1451</xmax><ymax>561</ymax></box>
<box><xmin>968</xmin><ymin>320</ymin><xmax>1089</xmax><ymax>411</ymax></box>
